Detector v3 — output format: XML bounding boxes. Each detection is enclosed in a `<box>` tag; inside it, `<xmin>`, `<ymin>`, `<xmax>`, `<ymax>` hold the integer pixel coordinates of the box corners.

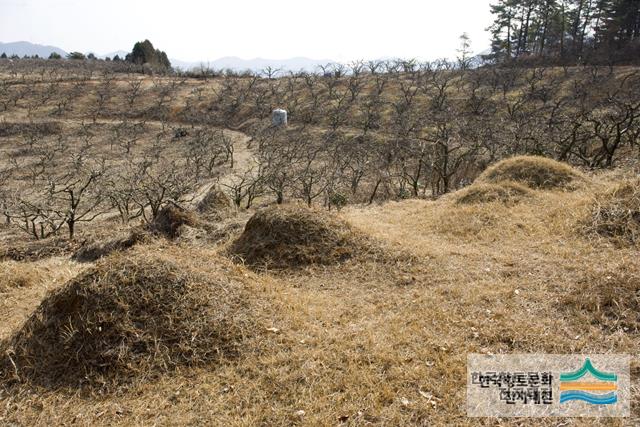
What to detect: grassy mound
<box><xmin>230</xmin><ymin>205</ymin><xmax>384</xmax><ymax>269</ymax></box>
<box><xmin>197</xmin><ymin>187</ymin><xmax>233</xmax><ymax>219</ymax></box>
<box><xmin>477</xmin><ymin>156</ymin><xmax>583</xmax><ymax>190</ymax></box>
<box><xmin>583</xmin><ymin>178</ymin><xmax>640</xmax><ymax>246</ymax></box>
<box><xmin>150</xmin><ymin>203</ymin><xmax>200</xmax><ymax>238</ymax></box>
<box><xmin>0</xmin><ymin>247</ymin><xmax>255</xmax><ymax>389</ymax></box>
<box><xmin>454</xmin><ymin>182</ymin><xmax>531</xmax><ymax>205</ymax></box>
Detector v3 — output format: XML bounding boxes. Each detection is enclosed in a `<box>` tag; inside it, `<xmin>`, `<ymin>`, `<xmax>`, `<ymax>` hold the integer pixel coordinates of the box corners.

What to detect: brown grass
<box><xmin>454</xmin><ymin>181</ymin><xmax>532</xmax><ymax>205</ymax></box>
<box><xmin>72</xmin><ymin>228</ymin><xmax>151</xmax><ymax>262</ymax></box>
<box><xmin>0</xmin><ymin>245</ymin><xmax>257</xmax><ymax>390</ymax></box>
<box><xmin>0</xmin><ymin>121</ymin><xmax>63</xmax><ymax>137</ymax></box>
<box><xmin>0</xmin><ymin>262</ymin><xmax>45</xmax><ymax>294</ymax></box>
<box><xmin>582</xmin><ymin>177</ymin><xmax>640</xmax><ymax>246</ymax></box>
<box><xmin>0</xmin><ymin>258</ymin><xmax>85</xmax><ymax>342</ymax></box>
<box><xmin>197</xmin><ymin>186</ymin><xmax>233</xmax><ymax>219</ymax></box>
<box><xmin>229</xmin><ymin>204</ymin><xmax>387</xmax><ymax>270</ymax></box>
<box><xmin>477</xmin><ymin>155</ymin><xmax>585</xmax><ymax>190</ymax></box>
<box><xmin>1</xmin><ymin>183</ymin><xmax>638</xmax><ymax>425</ymax></box>
<box><xmin>564</xmin><ymin>258</ymin><xmax>640</xmax><ymax>333</ymax></box>
<box><xmin>0</xmin><ymin>235</ymin><xmax>77</xmax><ymax>262</ymax></box>
<box><xmin>149</xmin><ymin>203</ymin><xmax>200</xmax><ymax>238</ymax></box>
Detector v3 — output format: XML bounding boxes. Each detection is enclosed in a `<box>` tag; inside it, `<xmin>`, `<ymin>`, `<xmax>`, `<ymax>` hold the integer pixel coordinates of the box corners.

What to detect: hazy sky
<box><xmin>1</xmin><ymin>0</ymin><xmax>494</xmax><ymax>61</ymax></box>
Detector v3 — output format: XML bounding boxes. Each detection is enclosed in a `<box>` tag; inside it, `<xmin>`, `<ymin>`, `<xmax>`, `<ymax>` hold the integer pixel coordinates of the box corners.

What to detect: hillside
<box><xmin>1</xmin><ymin>163</ymin><xmax>638</xmax><ymax>425</ymax></box>
<box><xmin>0</xmin><ymin>41</ymin><xmax>67</xmax><ymax>58</ymax></box>
<box><xmin>0</xmin><ymin>60</ymin><xmax>638</xmax><ymax>425</ymax></box>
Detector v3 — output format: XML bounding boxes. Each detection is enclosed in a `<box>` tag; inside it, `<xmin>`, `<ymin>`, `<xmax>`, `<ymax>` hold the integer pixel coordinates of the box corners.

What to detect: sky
<box><xmin>0</xmin><ymin>0</ymin><xmax>494</xmax><ymax>62</ymax></box>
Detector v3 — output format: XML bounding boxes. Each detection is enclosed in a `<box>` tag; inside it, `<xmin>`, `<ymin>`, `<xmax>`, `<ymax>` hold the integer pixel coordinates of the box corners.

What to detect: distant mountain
<box><xmin>0</xmin><ymin>41</ymin><xmax>334</xmax><ymax>72</ymax></box>
<box><xmin>172</xmin><ymin>56</ymin><xmax>335</xmax><ymax>73</ymax></box>
<box><xmin>469</xmin><ymin>48</ymin><xmax>493</xmax><ymax>68</ymax></box>
<box><xmin>0</xmin><ymin>41</ymin><xmax>67</xmax><ymax>58</ymax></box>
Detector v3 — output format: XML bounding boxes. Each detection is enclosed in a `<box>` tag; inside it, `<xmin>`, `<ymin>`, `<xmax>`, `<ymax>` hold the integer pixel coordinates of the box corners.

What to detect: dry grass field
<box><xmin>1</xmin><ymin>163</ymin><xmax>638</xmax><ymax>426</ymax></box>
<box><xmin>0</xmin><ymin>61</ymin><xmax>639</xmax><ymax>425</ymax></box>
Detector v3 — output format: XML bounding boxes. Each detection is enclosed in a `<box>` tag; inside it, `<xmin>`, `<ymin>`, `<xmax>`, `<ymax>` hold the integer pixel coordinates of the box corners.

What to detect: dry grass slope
<box><xmin>0</xmin><ymin>246</ymin><xmax>256</xmax><ymax>390</ymax></box>
<box><xmin>454</xmin><ymin>181</ymin><xmax>532</xmax><ymax>205</ymax></box>
<box><xmin>229</xmin><ymin>204</ymin><xmax>387</xmax><ymax>270</ymax></box>
<box><xmin>477</xmin><ymin>155</ymin><xmax>585</xmax><ymax>190</ymax></box>
<box><xmin>583</xmin><ymin>177</ymin><xmax>640</xmax><ymax>246</ymax></box>
<box><xmin>564</xmin><ymin>259</ymin><xmax>640</xmax><ymax>333</ymax></box>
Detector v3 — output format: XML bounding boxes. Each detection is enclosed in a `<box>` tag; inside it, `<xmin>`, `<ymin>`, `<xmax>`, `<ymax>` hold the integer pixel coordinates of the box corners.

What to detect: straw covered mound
<box><xmin>197</xmin><ymin>187</ymin><xmax>233</xmax><ymax>220</ymax></box>
<box><xmin>230</xmin><ymin>205</ymin><xmax>384</xmax><ymax>269</ymax></box>
<box><xmin>583</xmin><ymin>178</ymin><xmax>640</xmax><ymax>246</ymax></box>
<box><xmin>477</xmin><ymin>155</ymin><xmax>584</xmax><ymax>190</ymax></box>
<box><xmin>149</xmin><ymin>203</ymin><xmax>200</xmax><ymax>238</ymax></box>
<box><xmin>0</xmin><ymin>247</ymin><xmax>255</xmax><ymax>389</ymax></box>
<box><xmin>454</xmin><ymin>181</ymin><xmax>532</xmax><ymax>205</ymax></box>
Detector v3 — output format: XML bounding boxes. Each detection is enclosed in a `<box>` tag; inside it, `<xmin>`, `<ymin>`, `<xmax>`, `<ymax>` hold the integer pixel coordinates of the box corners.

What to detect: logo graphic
<box><xmin>467</xmin><ymin>354</ymin><xmax>630</xmax><ymax>417</ymax></box>
<box><xmin>559</xmin><ymin>358</ymin><xmax>617</xmax><ymax>405</ymax></box>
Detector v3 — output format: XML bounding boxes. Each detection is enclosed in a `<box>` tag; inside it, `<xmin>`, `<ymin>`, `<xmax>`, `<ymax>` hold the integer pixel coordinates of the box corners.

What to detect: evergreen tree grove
<box><xmin>488</xmin><ymin>0</ymin><xmax>640</xmax><ymax>63</ymax></box>
<box><xmin>125</xmin><ymin>39</ymin><xmax>171</xmax><ymax>69</ymax></box>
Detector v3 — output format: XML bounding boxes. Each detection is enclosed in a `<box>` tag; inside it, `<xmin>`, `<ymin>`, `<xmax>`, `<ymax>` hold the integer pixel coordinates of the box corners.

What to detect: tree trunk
<box><xmin>67</xmin><ymin>219</ymin><xmax>75</xmax><ymax>240</ymax></box>
<box><xmin>368</xmin><ymin>179</ymin><xmax>382</xmax><ymax>205</ymax></box>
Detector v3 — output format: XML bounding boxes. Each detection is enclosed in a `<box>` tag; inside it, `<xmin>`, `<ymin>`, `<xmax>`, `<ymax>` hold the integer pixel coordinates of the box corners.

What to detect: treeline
<box><xmin>0</xmin><ymin>39</ymin><xmax>171</xmax><ymax>71</ymax></box>
<box><xmin>489</xmin><ymin>0</ymin><xmax>640</xmax><ymax>64</ymax></box>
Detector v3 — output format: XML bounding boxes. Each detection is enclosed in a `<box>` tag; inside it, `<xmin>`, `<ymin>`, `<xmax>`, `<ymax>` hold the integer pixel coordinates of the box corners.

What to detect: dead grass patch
<box><xmin>0</xmin><ymin>262</ymin><xmax>45</xmax><ymax>293</ymax></box>
<box><xmin>149</xmin><ymin>203</ymin><xmax>200</xmax><ymax>238</ymax></box>
<box><xmin>0</xmin><ymin>235</ymin><xmax>77</xmax><ymax>262</ymax></box>
<box><xmin>477</xmin><ymin>155</ymin><xmax>584</xmax><ymax>190</ymax></box>
<box><xmin>563</xmin><ymin>260</ymin><xmax>640</xmax><ymax>333</ymax></box>
<box><xmin>0</xmin><ymin>246</ymin><xmax>257</xmax><ymax>390</ymax></box>
<box><xmin>229</xmin><ymin>204</ymin><xmax>387</xmax><ymax>270</ymax></box>
<box><xmin>72</xmin><ymin>228</ymin><xmax>152</xmax><ymax>262</ymax></box>
<box><xmin>582</xmin><ymin>178</ymin><xmax>640</xmax><ymax>246</ymax></box>
<box><xmin>454</xmin><ymin>181</ymin><xmax>532</xmax><ymax>205</ymax></box>
<box><xmin>197</xmin><ymin>186</ymin><xmax>233</xmax><ymax>220</ymax></box>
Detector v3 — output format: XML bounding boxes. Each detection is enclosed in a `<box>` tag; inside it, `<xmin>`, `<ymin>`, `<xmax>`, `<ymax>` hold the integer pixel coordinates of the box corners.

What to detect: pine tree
<box><xmin>489</xmin><ymin>0</ymin><xmax>517</xmax><ymax>59</ymax></box>
<box><xmin>599</xmin><ymin>0</ymin><xmax>640</xmax><ymax>48</ymax></box>
<box><xmin>487</xmin><ymin>0</ymin><xmax>640</xmax><ymax>63</ymax></box>
<box><xmin>127</xmin><ymin>40</ymin><xmax>171</xmax><ymax>69</ymax></box>
<box><xmin>67</xmin><ymin>52</ymin><xmax>86</xmax><ymax>60</ymax></box>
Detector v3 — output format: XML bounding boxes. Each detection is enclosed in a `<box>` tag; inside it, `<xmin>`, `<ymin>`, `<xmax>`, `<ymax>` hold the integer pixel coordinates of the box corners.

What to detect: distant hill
<box><xmin>0</xmin><ymin>41</ymin><xmax>334</xmax><ymax>73</ymax></box>
<box><xmin>172</xmin><ymin>56</ymin><xmax>336</xmax><ymax>73</ymax></box>
<box><xmin>0</xmin><ymin>41</ymin><xmax>67</xmax><ymax>58</ymax></box>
